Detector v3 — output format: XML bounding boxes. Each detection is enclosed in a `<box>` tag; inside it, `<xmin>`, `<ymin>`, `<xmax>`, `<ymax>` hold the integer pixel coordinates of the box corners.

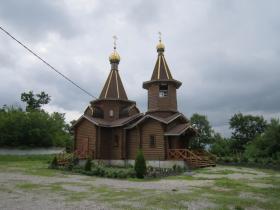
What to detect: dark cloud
<box><xmin>0</xmin><ymin>0</ymin><xmax>78</xmax><ymax>40</ymax></box>
<box><xmin>0</xmin><ymin>0</ymin><xmax>279</xmax><ymax>137</ymax></box>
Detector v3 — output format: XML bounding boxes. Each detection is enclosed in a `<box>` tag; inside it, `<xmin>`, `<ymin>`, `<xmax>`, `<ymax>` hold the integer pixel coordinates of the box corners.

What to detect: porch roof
<box><xmin>164</xmin><ymin>123</ymin><xmax>193</xmax><ymax>136</ymax></box>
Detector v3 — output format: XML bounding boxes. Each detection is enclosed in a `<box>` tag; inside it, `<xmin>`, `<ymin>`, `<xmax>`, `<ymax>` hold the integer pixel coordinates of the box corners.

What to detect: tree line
<box><xmin>0</xmin><ymin>91</ymin><xmax>72</xmax><ymax>149</ymax></box>
<box><xmin>190</xmin><ymin>113</ymin><xmax>280</xmax><ymax>166</ymax></box>
<box><xmin>1</xmin><ymin>90</ymin><xmax>279</xmax><ymax>167</ymax></box>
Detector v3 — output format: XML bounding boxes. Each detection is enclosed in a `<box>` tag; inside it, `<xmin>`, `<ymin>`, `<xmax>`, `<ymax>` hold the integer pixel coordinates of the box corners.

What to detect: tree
<box><xmin>21</xmin><ymin>91</ymin><xmax>51</xmax><ymax>111</ymax></box>
<box><xmin>245</xmin><ymin>118</ymin><xmax>280</xmax><ymax>159</ymax></box>
<box><xmin>190</xmin><ymin>113</ymin><xmax>214</xmax><ymax>149</ymax></box>
<box><xmin>210</xmin><ymin>133</ymin><xmax>232</xmax><ymax>157</ymax></box>
<box><xmin>134</xmin><ymin>149</ymin><xmax>147</xmax><ymax>178</ymax></box>
<box><xmin>230</xmin><ymin>113</ymin><xmax>267</xmax><ymax>152</ymax></box>
<box><xmin>0</xmin><ymin>91</ymin><xmax>71</xmax><ymax>148</ymax></box>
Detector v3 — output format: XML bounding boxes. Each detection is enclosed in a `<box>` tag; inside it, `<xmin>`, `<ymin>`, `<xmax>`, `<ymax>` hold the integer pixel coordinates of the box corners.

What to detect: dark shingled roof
<box><xmin>72</xmin><ymin>113</ymin><xmax>143</xmax><ymax>128</ymax></box>
<box><xmin>143</xmin><ymin>47</ymin><xmax>182</xmax><ymax>89</ymax></box>
<box><xmin>99</xmin><ymin>69</ymin><xmax>128</xmax><ymax>100</ymax></box>
<box><xmin>151</xmin><ymin>53</ymin><xmax>173</xmax><ymax>80</ymax></box>
<box><xmin>164</xmin><ymin>123</ymin><xmax>192</xmax><ymax>136</ymax></box>
<box><xmin>125</xmin><ymin>112</ymin><xmax>187</xmax><ymax>129</ymax></box>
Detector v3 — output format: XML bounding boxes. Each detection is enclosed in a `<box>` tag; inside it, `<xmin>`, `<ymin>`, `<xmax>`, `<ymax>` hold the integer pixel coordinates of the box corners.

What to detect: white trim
<box><xmin>104</xmin><ymin>70</ymin><xmax>113</xmax><ymax>98</ymax></box>
<box><xmin>162</xmin><ymin>56</ymin><xmax>170</xmax><ymax>79</ymax></box>
<box><xmin>115</xmin><ymin>70</ymin><xmax>120</xmax><ymax>98</ymax></box>
<box><xmin>157</xmin><ymin>55</ymin><xmax>161</xmax><ymax>79</ymax></box>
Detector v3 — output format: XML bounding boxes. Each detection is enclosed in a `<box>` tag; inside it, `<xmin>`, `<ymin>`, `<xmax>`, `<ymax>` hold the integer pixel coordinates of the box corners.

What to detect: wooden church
<box><xmin>72</xmin><ymin>37</ymin><xmax>215</xmax><ymax>168</ymax></box>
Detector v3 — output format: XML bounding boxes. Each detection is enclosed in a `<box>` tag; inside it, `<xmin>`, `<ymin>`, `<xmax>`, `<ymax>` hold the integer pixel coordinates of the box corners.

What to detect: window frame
<box><xmin>159</xmin><ymin>84</ymin><xmax>168</xmax><ymax>97</ymax></box>
<box><xmin>149</xmin><ymin>135</ymin><xmax>156</xmax><ymax>148</ymax></box>
<box><xmin>113</xmin><ymin>135</ymin><xmax>119</xmax><ymax>147</ymax></box>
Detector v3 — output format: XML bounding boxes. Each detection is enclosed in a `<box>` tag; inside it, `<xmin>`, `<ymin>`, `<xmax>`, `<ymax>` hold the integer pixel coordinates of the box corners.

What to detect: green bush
<box><xmin>235</xmin><ymin>205</ymin><xmax>245</xmax><ymax>210</ymax></box>
<box><xmin>224</xmin><ymin>156</ymin><xmax>231</xmax><ymax>163</ymax></box>
<box><xmin>49</xmin><ymin>156</ymin><xmax>58</xmax><ymax>169</ymax></box>
<box><xmin>134</xmin><ymin>149</ymin><xmax>147</xmax><ymax>178</ymax></box>
<box><xmin>233</xmin><ymin>156</ymin><xmax>239</xmax><ymax>163</ymax></box>
<box><xmin>79</xmin><ymin>165</ymin><xmax>136</xmax><ymax>179</ymax></box>
<box><xmin>0</xmin><ymin>105</ymin><xmax>71</xmax><ymax>148</ymax></box>
<box><xmin>84</xmin><ymin>158</ymin><xmax>92</xmax><ymax>171</ymax></box>
<box><xmin>240</xmin><ymin>156</ymin><xmax>248</xmax><ymax>163</ymax></box>
<box><xmin>66</xmin><ymin>162</ymin><xmax>74</xmax><ymax>171</ymax></box>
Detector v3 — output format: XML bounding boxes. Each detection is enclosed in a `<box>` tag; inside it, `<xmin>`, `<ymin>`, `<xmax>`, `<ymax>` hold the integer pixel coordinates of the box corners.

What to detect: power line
<box><xmin>0</xmin><ymin>26</ymin><xmax>97</xmax><ymax>99</ymax></box>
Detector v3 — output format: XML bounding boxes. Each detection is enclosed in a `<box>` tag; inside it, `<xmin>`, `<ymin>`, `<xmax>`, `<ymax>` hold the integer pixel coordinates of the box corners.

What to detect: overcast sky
<box><xmin>0</xmin><ymin>0</ymin><xmax>279</xmax><ymax>137</ymax></box>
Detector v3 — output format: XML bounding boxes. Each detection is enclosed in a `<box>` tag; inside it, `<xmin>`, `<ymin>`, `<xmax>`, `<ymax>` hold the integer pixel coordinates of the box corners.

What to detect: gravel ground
<box><xmin>0</xmin><ymin>169</ymin><xmax>215</xmax><ymax>210</ymax></box>
<box><xmin>0</xmin><ymin>165</ymin><xmax>278</xmax><ymax>210</ymax></box>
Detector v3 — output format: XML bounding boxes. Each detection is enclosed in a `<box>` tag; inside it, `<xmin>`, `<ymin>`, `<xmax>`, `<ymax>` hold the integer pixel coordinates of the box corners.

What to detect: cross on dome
<box><xmin>156</xmin><ymin>31</ymin><xmax>165</xmax><ymax>52</ymax></box>
<box><xmin>109</xmin><ymin>35</ymin><xmax>120</xmax><ymax>63</ymax></box>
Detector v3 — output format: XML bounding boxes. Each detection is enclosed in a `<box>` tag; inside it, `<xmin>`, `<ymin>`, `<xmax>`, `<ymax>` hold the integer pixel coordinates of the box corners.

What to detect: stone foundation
<box><xmin>89</xmin><ymin>159</ymin><xmax>187</xmax><ymax>169</ymax></box>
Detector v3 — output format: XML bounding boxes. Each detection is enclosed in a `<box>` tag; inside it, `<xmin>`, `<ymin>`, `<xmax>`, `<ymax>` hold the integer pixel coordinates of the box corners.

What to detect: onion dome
<box><xmin>156</xmin><ymin>40</ymin><xmax>165</xmax><ymax>52</ymax></box>
<box><xmin>109</xmin><ymin>50</ymin><xmax>120</xmax><ymax>63</ymax></box>
<box><xmin>109</xmin><ymin>35</ymin><xmax>120</xmax><ymax>63</ymax></box>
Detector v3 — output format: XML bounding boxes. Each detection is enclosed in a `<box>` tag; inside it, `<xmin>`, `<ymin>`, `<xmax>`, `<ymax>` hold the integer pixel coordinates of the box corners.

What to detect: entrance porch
<box><xmin>164</xmin><ymin>124</ymin><xmax>216</xmax><ymax>168</ymax></box>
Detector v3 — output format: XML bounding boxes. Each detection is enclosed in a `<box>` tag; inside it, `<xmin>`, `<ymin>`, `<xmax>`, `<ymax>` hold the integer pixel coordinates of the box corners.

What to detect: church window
<box><xmin>159</xmin><ymin>84</ymin><xmax>168</xmax><ymax>97</ymax></box>
<box><xmin>109</xmin><ymin>109</ymin><xmax>114</xmax><ymax>117</ymax></box>
<box><xmin>114</xmin><ymin>135</ymin><xmax>119</xmax><ymax>147</ymax></box>
<box><xmin>149</xmin><ymin>135</ymin><xmax>156</xmax><ymax>147</ymax></box>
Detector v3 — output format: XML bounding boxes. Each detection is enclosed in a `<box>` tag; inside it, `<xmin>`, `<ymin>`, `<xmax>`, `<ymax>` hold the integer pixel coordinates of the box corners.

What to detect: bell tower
<box><xmin>143</xmin><ymin>33</ymin><xmax>182</xmax><ymax>115</ymax></box>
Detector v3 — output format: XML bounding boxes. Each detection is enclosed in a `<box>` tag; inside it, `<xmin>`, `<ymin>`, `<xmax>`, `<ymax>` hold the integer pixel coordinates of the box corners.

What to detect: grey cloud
<box><xmin>0</xmin><ymin>0</ymin><xmax>280</xmax><ymax>137</ymax></box>
<box><xmin>0</xmin><ymin>0</ymin><xmax>78</xmax><ymax>40</ymax></box>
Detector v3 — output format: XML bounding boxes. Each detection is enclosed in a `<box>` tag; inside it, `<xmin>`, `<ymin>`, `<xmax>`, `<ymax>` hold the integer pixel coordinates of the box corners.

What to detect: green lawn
<box><xmin>0</xmin><ymin>155</ymin><xmax>279</xmax><ymax>210</ymax></box>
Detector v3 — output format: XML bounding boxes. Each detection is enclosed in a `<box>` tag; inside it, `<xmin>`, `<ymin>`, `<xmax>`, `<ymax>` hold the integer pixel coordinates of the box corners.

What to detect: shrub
<box><xmin>49</xmin><ymin>156</ymin><xmax>58</xmax><ymax>169</ymax></box>
<box><xmin>254</xmin><ymin>158</ymin><xmax>259</xmax><ymax>163</ymax></box>
<box><xmin>240</xmin><ymin>156</ymin><xmax>248</xmax><ymax>163</ymax></box>
<box><xmin>235</xmin><ymin>206</ymin><xmax>245</xmax><ymax>210</ymax></box>
<box><xmin>233</xmin><ymin>156</ymin><xmax>239</xmax><ymax>163</ymax></box>
<box><xmin>66</xmin><ymin>162</ymin><xmax>74</xmax><ymax>171</ymax></box>
<box><xmin>134</xmin><ymin>149</ymin><xmax>147</xmax><ymax>178</ymax></box>
<box><xmin>224</xmin><ymin>156</ymin><xmax>231</xmax><ymax>163</ymax></box>
<box><xmin>84</xmin><ymin>158</ymin><xmax>92</xmax><ymax>171</ymax></box>
<box><xmin>72</xmin><ymin>157</ymin><xmax>79</xmax><ymax>166</ymax></box>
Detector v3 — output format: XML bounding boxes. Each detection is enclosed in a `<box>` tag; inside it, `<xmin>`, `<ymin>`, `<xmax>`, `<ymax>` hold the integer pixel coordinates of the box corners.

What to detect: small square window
<box><xmin>114</xmin><ymin>135</ymin><xmax>119</xmax><ymax>147</ymax></box>
<box><xmin>159</xmin><ymin>84</ymin><xmax>168</xmax><ymax>97</ymax></box>
<box><xmin>149</xmin><ymin>135</ymin><xmax>156</xmax><ymax>147</ymax></box>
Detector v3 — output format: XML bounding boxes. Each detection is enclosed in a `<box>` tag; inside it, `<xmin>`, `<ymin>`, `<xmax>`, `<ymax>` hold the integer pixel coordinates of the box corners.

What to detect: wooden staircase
<box><xmin>168</xmin><ymin>149</ymin><xmax>216</xmax><ymax>169</ymax></box>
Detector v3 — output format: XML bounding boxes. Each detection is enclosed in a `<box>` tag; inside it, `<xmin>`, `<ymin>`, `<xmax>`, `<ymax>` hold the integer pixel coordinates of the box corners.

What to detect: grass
<box><xmin>0</xmin><ymin>154</ymin><xmax>54</xmax><ymax>162</ymax></box>
<box><xmin>1</xmin><ymin>155</ymin><xmax>280</xmax><ymax>209</ymax></box>
<box><xmin>0</xmin><ymin>154</ymin><xmax>61</xmax><ymax>177</ymax></box>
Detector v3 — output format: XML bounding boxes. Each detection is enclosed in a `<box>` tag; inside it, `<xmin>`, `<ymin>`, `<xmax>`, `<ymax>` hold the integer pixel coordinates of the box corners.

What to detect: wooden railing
<box><xmin>168</xmin><ymin>149</ymin><xmax>202</xmax><ymax>166</ymax></box>
<box><xmin>193</xmin><ymin>149</ymin><xmax>217</xmax><ymax>161</ymax></box>
<box><xmin>56</xmin><ymin>151</ymin><xmax>74</xmax><ymax>166</ymax></box>
<box><xmin>167</xmin><ymin>149</ymin><xmax>216</xmax><ymax>168</ymax></box>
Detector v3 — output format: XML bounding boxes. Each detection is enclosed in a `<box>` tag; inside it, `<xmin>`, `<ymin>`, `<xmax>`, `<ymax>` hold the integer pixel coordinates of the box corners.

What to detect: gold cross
<box><xmin>113</xmin><ymin>35</ymin><xmax>117</xmax><ymax>50</ymax></box>
<box><xmin>158</xmin><ymin>31</ymin><xmax>162</xmax><ymax>42</ymax></box>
